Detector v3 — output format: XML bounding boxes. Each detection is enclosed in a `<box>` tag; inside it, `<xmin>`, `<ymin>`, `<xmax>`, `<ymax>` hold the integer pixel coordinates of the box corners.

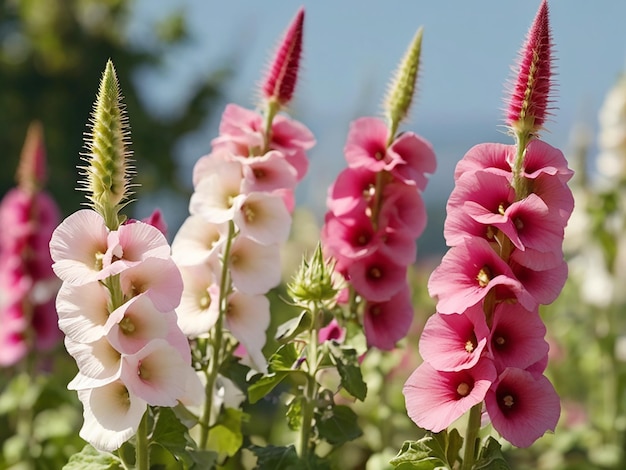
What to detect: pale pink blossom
<box><xmin>176</xmin><ymin>263</ymin><xmax>221</xmax><ymax>338</ymax></box>
<box><xmin>118</xmin><ymin>257</ymin><xmax>183</xmax><ymax>312</ymax></box>
<box><xmin>171</xmin><ymin>215</ymin><xmax>225</xmax><ymax>267</ymax></box>
<box><xmin>404</xmin><ymin>358</ymin><xmax>497</xmax><ymax>433</ymax></box>
<box><xmin>237</xmin><ymin>151</ymin><xmax>298</xmax><ymax>194</ymax></box>
<box><xmin>225</xmin><ymin>290</ymin><xmax>271</xmax><ymax>373</ymax></box>
<box><xmin>233</xmin><ymin>192</ymin><xmax>291</xmax><ymax>245</ymax></box>
<box><xmin>78</xmin><ymin>382</ymin><xmax>147</xmax><ymax>452</ymax></box>
<box><xmin>227</xmin><ymin>237</ymin><xmax>281</xmax><ymax>295</ymax></box>
<box><xmin>190</xmin><ymin>159</ymin><xmax>244</xmax><ymax>223</ymax></box>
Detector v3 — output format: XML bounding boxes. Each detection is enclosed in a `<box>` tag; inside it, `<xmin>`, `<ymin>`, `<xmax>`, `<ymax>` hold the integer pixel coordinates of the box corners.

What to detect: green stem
<box><xmin>199</xmin><ymin>221</ymin><xmax>235</xmax><ymax>449</ymax></box>
<box><xmin>135</xmin><ymin>411</ymin><xmax>149</xmax><ymax>470</ymax></box>
<box><xmin>262</xmin><ymin>99</ymin><xmax>280</xmax><ymax>153</ymax></box>
<box><xmin>462</xmin><ymin>404</ymin><xmax>482</xmax><ymax>470</ymax></box>
<box><xmin>511</xmin><ymin>132</ymin><xmax>531</xmax><ymax>201</ymax></box>
<box><xmin>297</xmin><ymin>306</ymin><xmax>321</xmax><ymax>461</ymax></box>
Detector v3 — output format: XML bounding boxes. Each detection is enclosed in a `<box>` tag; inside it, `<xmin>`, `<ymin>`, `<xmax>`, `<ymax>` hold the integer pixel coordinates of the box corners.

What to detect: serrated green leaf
<box><xmin>446</xmin><ymin>429</ymin><xmax>463</xmax><ymax>467</ymax></box>
<box><xmin>219</xmin><ymin>355</ymin><xmax>252</xmax><ymax>394</ymax></box>
<box><xmin>63</xmin><ymin>445</ymin><xmax>123</xmax><ymax>470</ymax></box>
<box><xmin>250</xmin><ymin>444</ymin><xmax>300</xmax><ymax>470</ymax></box>
<box><xmin>248</xmin><ymin>372</ymin><xmax>289</xmax><ymax>404</ymax></box>
<box><xmin>390</xmin><ymin>439</ymin><xmax>448</xmax><ymax>469</ymax></box>
<box><xmin>315</xmin><ymin>404</ymin><xmax>362</xmax><ymax>446</ymax></box>
<box><xmin>328</xmin><ymin>342</ymin><xmax>367</xmax><ymax>401</ymax></box>
<box><xmin>151</xmin><ymin>407</ymin><xmax>189</xmax><ymax>455</ymax></box>
<box><xmin>275</xmin><ymin>310</ymin><xmax>312</xmax><ymax>343</ymax></box>
<box><xmin>472</xmin><ymin>437</ymin><xmax>510</xmax><ymax>470</ymax></box>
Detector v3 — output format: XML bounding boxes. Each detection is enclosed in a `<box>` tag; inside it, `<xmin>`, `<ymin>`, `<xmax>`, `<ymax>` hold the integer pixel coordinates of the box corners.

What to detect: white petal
<box><xmin>66</xmin><ymin>337</ymin><xmax>121</xmax><ymax>389</ymax></box>
<box><xmin>229</xmin><ymin>237</ymin><xmax>281</xmax><ymax>294</ymax></box>
<box><xmin>176</xmin><ymin>264</ymin><xmax>220</xmax><ymax>338</ymax></box>
<box><xmin>56</xmin><ymin>281</ymin><xmax>109</xmax><ymax>343</ymax></box>
<box><xmin>171</xmin><ymin>215</ymin><xmax>226</xmax><ymax>266</ymax></box>
<box><xmin>233</xmin><ymin>192</ymin><xmax>291</xmax><ymax>245</ymax></box>
<box><xmin>78</xmin><ymin>383</ymin><xmax>147</xmax><ymax>452</ymax></box>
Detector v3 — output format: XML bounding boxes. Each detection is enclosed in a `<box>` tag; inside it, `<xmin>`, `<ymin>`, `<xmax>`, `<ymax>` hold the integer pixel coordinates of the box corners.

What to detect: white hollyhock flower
<box><xmin>233</xmin><ymin>192</ymin><xmax>291</xmax><ymax>245</ymax></box>
<box><xmin>228</xmin><ymin>236</ymin><xmax>281</xmax><ymax>294</ymax></box>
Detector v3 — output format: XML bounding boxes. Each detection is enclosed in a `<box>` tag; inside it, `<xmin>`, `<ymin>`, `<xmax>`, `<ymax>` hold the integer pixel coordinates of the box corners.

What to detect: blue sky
<box><xmin>129</xmin><ymin>0</ymin><xmax>625</xmax><ymax>225</ymax></box>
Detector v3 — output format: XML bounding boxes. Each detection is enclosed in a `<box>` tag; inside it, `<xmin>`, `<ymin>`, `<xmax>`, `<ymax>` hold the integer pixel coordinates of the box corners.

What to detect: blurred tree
<box><xmin>0</xmin><ymin>0</ymin><xmax>228</xmax><ymax>215</ymax></box>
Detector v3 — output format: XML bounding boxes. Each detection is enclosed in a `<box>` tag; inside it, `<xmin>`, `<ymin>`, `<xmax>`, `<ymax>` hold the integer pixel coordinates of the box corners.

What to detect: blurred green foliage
<box><xmin>0</xmin><ymin>0</ymin><xmax>227</xmax><ymax>215</ymax></box>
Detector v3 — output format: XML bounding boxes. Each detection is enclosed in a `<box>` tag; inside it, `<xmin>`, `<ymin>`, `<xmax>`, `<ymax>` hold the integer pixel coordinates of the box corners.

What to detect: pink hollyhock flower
<box><xmin>225</xmin><ymin>290</ymin><xmax>271</xmax><ymax>373</ymax></box>
<box><xmin>213</xmin><ymin>104</ymin><xmax>315</xmax><ymax>181</ymax></box>
<box><xmin>237</xmin><ymin>150</ymin><xmax>298</xmax><ymax>194</ymax></box>
<box><xmin>509</xmin><ymin>257</ymin><xmax>568</xmax><ymax>306</ymax></box>
<box><xmin>103</xmin><ymin>220</ymin><xmax>172</xmax><ymax>270</ymax></box>
<box><xmin>419</xmin><ymin>304</ymin><xmax>490</xmax><ymax>372</ymax></box>
<box><xmin>233</xmin><ymin>192</ymin><xmax>291</xmax><ymax>245</ymax></box>
<box><xmin>517</xmin><ymin>140</ymin><xmax>573</xmax><ymax>183</ymax></box>
<box><xmin>176</xmin><ymin>263</ymin><xmax>220</xmax><ymax>338</ymax></box>
<box><xmin>139</xmin><ymin>209</ymin><xmax>168</xmax><ymax>236</ymax></box>
<box><xmin>505</xmin><ymin>0</ymin><xmax>552</xmax><ymax>130</ymax></box>
<box><xmin>171</xmin><ymin>215</ymin><xmax>225</xmax><ymax>267</ymax></box>
<box><xmin>362</xmin><ymin>284</ymin><xmax>413</xmax><ymax>350</ymax></box>
<box><xmin>428</xmin><ymin>238</ymin><xmax>534</xmax><ymax>314</ymax></box>
<box><xmin>190</xmin><ymin>159</ymin><xmax>244</xmax><ymax>224</ymax></box>
<box><xmin>325</xmin><ymin>167</ymin><xmax>376</xmax><ymax>220</ymax></box>
<box><xmin>347</xmin><ymin>250</ymin><xmax>406</xmax><ymax>302</ymax></box>
<box><xmin>121</xmin><ymin>339</ymin><xmax>203</xmax><ymax>407</ymax></box>
<box><xmin>344</xmin><ymin>117</ymin><xmax>436</xmax><ymax>189</ymax></box>
<box><xmin>66</xmin><ymin>337</ymin><xmax>122</xmax><ymax>390</ymax></box>
<box><xmin>488</xmin><ymin>304</ymin><xmax>548</xmax><ymax>371</ymax></box>
<box><xmin>485</xmin><ymin>367</ymin><xmax>560</xmax><ymax>448</ymax></box>
<box><xmin>227</xmin><ymin>236</ymin><xmax>281</xmax><ymax>295</ymax></box>
<box><xmin>119</xmin><ymin>257</ymin><xmax>183</xmax><ymax>312</ymax></box>
<box><xmin>56</xmin><ymin>281</ymin><xmax>109</xmax><ymax>343</ymax></box>
<box><xmin>319</xmin><ymin>319</ymin><xmax>345</xmax><ymax>344</ymax></box>
<box><xmin>104</xmin><ymin>294</ymin><xmax>171</xmax><ymax>355</ymax></box>
<box><xmin>260</xmin><ymin>7</ymin><xmax>304</xmax><ymax>106</ymax></box>
<box><xmin>78</xmin><ymin>382</ymin><xmax>147</xmax><ymax>452</ymax></box>
<box><xmin>403</xmin><ymin>358</ymin><xmax>497</xmax><ymax>433</ymax></box>
<box><xmin>527</xmin><ymin>172</ymin><xmax>575</xmax><ymax>224</ymax></box>
<box><xmin>0</xmin><ymin>324</ymin><xmax>28</xmax><ymax>366</ymax></box>
<box><xmin>379</xmin><ymin>181</ymin><xmax>427</xmax><ymax>238</ymax></box>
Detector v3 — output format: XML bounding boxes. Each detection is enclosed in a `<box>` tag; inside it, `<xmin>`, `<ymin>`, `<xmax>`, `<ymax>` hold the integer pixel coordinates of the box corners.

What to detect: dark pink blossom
<box><xmin>362</xmin><ymin>285</ymin><xmax>413</xmax><ymax>350</ymax></box>
<box><xmin>347</xmin><ymin>250</ymin><xmax>406</xmax><ymax>302</ymax></box>
<box><xmin>485</xmin><ymin>367</ymin><xmax>560</xmax><ymax>448</ymax></box>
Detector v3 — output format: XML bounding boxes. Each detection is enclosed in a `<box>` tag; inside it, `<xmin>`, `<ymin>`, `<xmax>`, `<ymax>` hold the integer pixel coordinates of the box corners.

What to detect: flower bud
<box><xmin>288</xmin><ymin>243</ymin><xmax>337</xmax><ymax>304</ymax></box>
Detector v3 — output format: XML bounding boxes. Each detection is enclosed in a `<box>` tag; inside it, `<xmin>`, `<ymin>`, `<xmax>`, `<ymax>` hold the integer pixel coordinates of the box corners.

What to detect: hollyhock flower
<box><xmin>171</xmin><ymin>215</ymin><xmax>225</xmax><ymax>267</ymax></box>
<box><xmin>212</xmin><ymin>104</ymin><xmax>315</xmax><ymax>180</ymax></box>
<box><xmin>319</xmin><ymin>319</ymin><xmax>345</xmax><ymax>344</ymax></box>
<box><xmin>419</xmin><ymin>304</ymin><xmax>490</xmax><ymax>372</ymax></box>
<box><xmin>118</xmin><ymin>257</ymin><xmax>183</xmax><ymax>312</ymax></box>
<box><xmin>121</xmin><ymin>339</ymin><xmax>203</xmax><ymax>407</ymax></box>
<box><xmin>0</xmin><ymin>326</ymin><xmax>28</xmax><ymax>367</ymax></box>
<box><xmin>66</xmin><ymin>336</ymin><xmax>122</xmax><ymax>390</ymax></box>
<box><xmin>104</xmin><ymin>294</ymin><xmax>171</xmax><ymax>355</ymax></box>
<box><xmin>140</xmin><ymin>209</ymin><xmax>168</xmax><ymax>236</ymax></box>
<box><xmin>485</xmin><ymin>367</ymin><xmax>560</xmax><ymax>448</ymax></box>
<box><xmin>176</xmin><ymin>263</ymin><xmax>220</xmax><ymax>338</ymax></box>
<box><xmin>237</xmin><ymin>150</ymin><xmax>298</xmax><ymax>194</ymax></box>
<box><xmin>428</xmin><ymin>238</ymin><xmax>533</xmax><ymax>314</ymax></box>
<box><xmin>232</xmin><ymin>192</ymin><xmax>291</xmax><ymax>245</ymax></box>
<box><xmin>347</xmin><ymin>249</ymin><xmax>406</xmax><ymax>302</ymax></box>
<box><xmin>78</xmin><ymin>382</ymin><xmax>147</xmax><ymax>452</ymax></box>
<box><xmin>488</xmin><ymin>304</ymin><xmax>549</xmax><ymax>371</ymax></box>
<box><xmin>344</xmin><ymin>117</ymin><xmax>436</xmax><ymax>189</ymax></box>
<box><xmin>190</xmin><ymin>159</ymin><xmax>244</xmax><ymax>224</ymax></box>
<box><xmin>379</xmin><ymin>181</ymin><xmax>428</xmax><ymax>238</ymax></box>
<box><xmin>509</xmin><ymin>257</ymin><xmax>568</xmax><ymax>306</ymax></box>
<box><xmin>362</xmin><ymin>285</ymin><xmax>413</xmax><ymax>350</ymax></box>
<box><xmin>56</xmin><ymin>281</ymin><xmax>109</xmax><ymax>343</ymax></box>
<box><xmin>227</xmin><ymin>236</ymin><xmax>281</xmax><ymax>295</ymax></box>
<box><xmin>325</xmin><ymin>167</ymin><xmax>376</xmax><ymax>220</ymax></box>
<box><xmin>224</xmin><ymin>290</ymin><xmax>271</xmax><ymax>373</ymax></box>
<box><xmin>404</xmin><ymin>358</ymin><xmax>497</xmax><ymax>433</ymax></box>
<box><xmin>527</xmin><ymin>171</ymin><xmax>575</xmax><ymax>224</ymax></box>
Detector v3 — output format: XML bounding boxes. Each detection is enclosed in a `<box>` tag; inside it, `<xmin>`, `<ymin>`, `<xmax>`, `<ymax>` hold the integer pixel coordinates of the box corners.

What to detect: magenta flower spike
<box><xmin>17</xmin><ymin>121</ymin><xmax>47</xmax><ymax>193</ymax></box>
<box><xmin>261</xmin><ymin>7</ymin><xmax>304</xmax><ymax>108</ymax></box>
<box><xmin>505</xmin><ymin>0</ymin><xmax>553</xmax><ymax>137</ymax></box>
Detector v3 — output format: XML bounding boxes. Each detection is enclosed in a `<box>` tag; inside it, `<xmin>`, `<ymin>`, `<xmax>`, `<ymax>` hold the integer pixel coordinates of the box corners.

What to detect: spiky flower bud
<box><xmin>384</xmin><ymin>27</ymin><xmax>423</xmax><ymax>141</ymax></box>
<box><xmin>16</xmin><ymin>121</ymin><xmax>47</xmax><ymax>194</ymax></box>
<box><xmin>261</xmin><ymin>8</ymin><xmax>304</xmax><ymax>108</ymax></box>
<box><xmin>79</xmin><ymin>60</ymin><xmax>133</xmax><ymax>230</ymax></box>
<box><xmin>288</xmin><ymin>243</ymin><xmax>338</xmax><ymax>304</ymax></box>
<box><xmin>505</xmin><ymin>0</ymin><xmax>553</xmax><ymax>137</ymax></box>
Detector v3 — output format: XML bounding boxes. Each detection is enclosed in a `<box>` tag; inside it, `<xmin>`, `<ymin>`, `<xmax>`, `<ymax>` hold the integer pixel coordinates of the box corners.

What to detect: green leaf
<box><xmin>271</xmin><ymin>343</ymin><xmax>300</xmax><ymax>371</ymax></box>
<box><xmin>275</xmin><ymin>310</ymin><xmax>312</xmax><ymax>343</ymax></box>
<box><xmin>315</xmin><ymin>404</ymin><xmax>362</xmax><ymax>446</ymax></box>
<box><xmin>389</xmin><ymin>438</ymin><xmax>449</xmax><ymax>469</ymax></box>
<box><xmin>249</xmin><ymin>445</ymin><xmax>300</xmax><ymax>470</ymax></box>
<box><xmin>248</xmin><ymin>372</ymin><xmax>289</xmax><ymax>404</ymax></box>
<box><xmin>446</xmin><ymin>429</ymin><xmax>463</xmax><ymax>467</ymax></box>
<box><xmin>472</xmin><ymin>437</ymin><xmax>510</xmax><ymax>470</ymax></box>
<box><xmin>219</xmin><ymin>355</ymin><xmax>252</xmax><ymax>394</ymax></box>
<box><xmin>207</xmin><ymin>407</ymin><xmax>246</xmax><ymax>457</ymax></box>
<box><xmin>188</xmin><ymin>450</ymin><xmax>219</xmax><ymax>469</ymax></box>
<box><xmin>63</xmin><ymin>445</ymin><xmax>123</xmax><ymax>469</ymax></box>
<box><xmin>151</xmin><ymin>407</ymin><xmax>190</xmax><ymax>453</ymax></box>
<box><xmin>328</xmin><ymin>342</ymin><xmax>367</xmax><ymax>401</ymax></box>
<box><xmin>286</xmin><ymin>395</ymin><xmax>304</xmax><ymax>431</ymax></box>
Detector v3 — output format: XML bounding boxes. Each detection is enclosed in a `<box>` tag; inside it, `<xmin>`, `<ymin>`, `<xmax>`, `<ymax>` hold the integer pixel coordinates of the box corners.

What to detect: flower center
<box><xmin>476</xmin><ymin>266</ymin><xmax>492</xmax><ymax>287</ymax></box>
<box><xmin>120</xmin><ymin>316</ymin><xmax>136</xmax><ymax>334</ymax></box>
<box><xmin>514</xmin><ymin>217</ymin><xmax>524</xmax><ymax>230</ymax></box>
<box><xmin>253</xmin><ymin>168</ymin><xmax>266</xmax><ymax>179</ymax></box>
<box><xmin>199</xmin><ymin>293</ymin><xmax>211</xmax><ymax>309</ymax></box>
<box><xmin>495</xmin><ymin>335</ymin><xmax>506</xmax><ymax>347</ymax></box>
<box><xmin>502</xmin><ymin>394</ymin><xmax>515</xmax><ymax>408</ymax></box>
<box><xmin>368</xmin><ymin>267</ymin><xmax>382</xmax><ymax>279</ymax></box>
<box><xmin>242</xmin><ymin>203</ymin><xmax>256</xmax><ymax>222</ymax></box>
<box><xmin>465</xmin><ymin>340</ymin><xmax>474</xmax><ymax>353</ymax></box>
<box><xmin>95</xmin><ymin>251</ymin><xmax>105</xmax><ymax>271</ymax></box>
<box><xmin>374</xmin><ymin>151</ymin><xmax>384</xmax><ymax>161</ymax></box>
<box><xmin>457</xmin><ymin>382</ymin><xmax>471</xmax><ymax>397</ymax></box>
<box><xmin>138</xmin><ymin>361</ymin><xmax>150</xmax><ymax>380</ymax></box>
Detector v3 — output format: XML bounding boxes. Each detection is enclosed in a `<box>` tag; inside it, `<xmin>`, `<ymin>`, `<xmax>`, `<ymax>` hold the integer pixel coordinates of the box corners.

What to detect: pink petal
<box><xmin>119</xmin><ymin>257</ymin><xmax>183</xmax><ymax>312</ymax></box>
<box><xmin>177</xmin><ymin>263</ymin><xmax>220</xmax><ymax>338</ymax></box>
<box><xmin>347</xmin><ymin>250</ymin><xmax>406</xmax><ymax>302</ymax></box>
<box><xmin>387</xmin><ymin>132</ymin><xmax>437</xmax><ymax>190</ymax></box>
<box><xmin>363</xmin><ymin>285</ymin><xmax>414</xmax><ymax>350</ymax></box>
<box><xmin>344</xmin><ymin>117</ymin><xmax>390</xmax><ymax>171</ymax></box>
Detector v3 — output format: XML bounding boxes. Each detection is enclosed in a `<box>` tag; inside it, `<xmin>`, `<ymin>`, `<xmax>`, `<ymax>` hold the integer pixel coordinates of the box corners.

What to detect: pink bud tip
<box><xmin>261</xmin><ymin>7</ymin><xmax>304</xmax><ymax>106</ymax></box>
<box><xmin>17</xmin><ymin>121</ymin><xmax>47</xmax><ymax>192</ymax></box>
<box><xmin>505</xmin><ymin>0</ymin><xmax>553</xmax><ymax>131</ymax></box>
